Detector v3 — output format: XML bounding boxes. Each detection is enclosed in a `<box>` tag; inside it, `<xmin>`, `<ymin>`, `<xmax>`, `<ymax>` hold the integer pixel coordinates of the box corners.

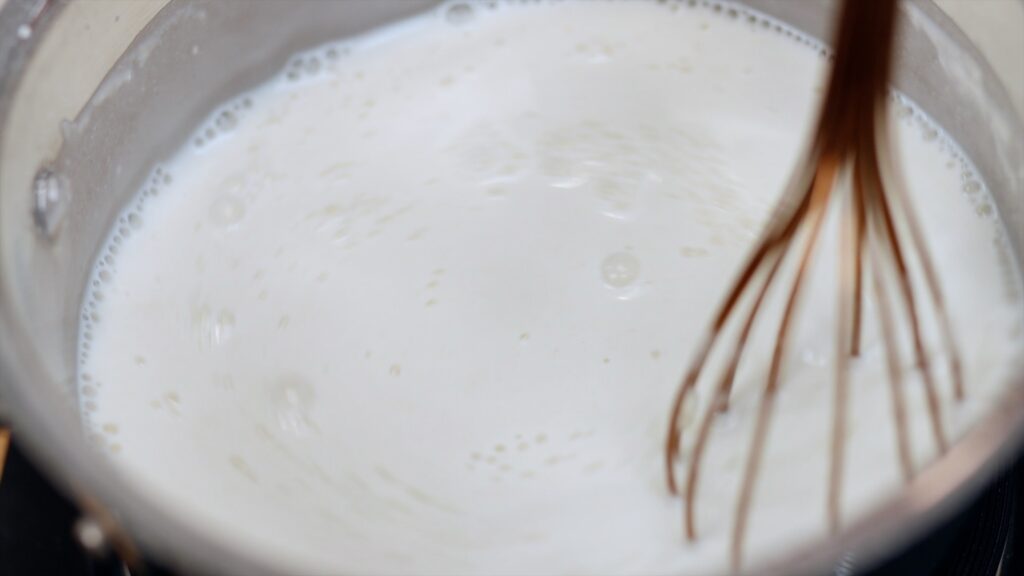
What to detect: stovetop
<box><xmin>0</xmin><ymin>431</ymin><xmax>1019</xmax><ymax>576</ymax></box>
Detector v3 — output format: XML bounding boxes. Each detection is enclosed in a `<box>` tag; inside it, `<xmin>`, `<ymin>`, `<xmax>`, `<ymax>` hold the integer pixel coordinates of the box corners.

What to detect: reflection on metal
<box><xmin>31</xmin><ymin>166</ymin><xmax>67</xmax><ymax>239</ymax></box>
<box><xmin>834</xmin><ymin>552</ymin><xmax>856</xmax><ymax>576</ymax></box>
<box><xmin>73</xmin><ymin>515</ymin><xmax>108</xmax><ymax>554</ymax></box>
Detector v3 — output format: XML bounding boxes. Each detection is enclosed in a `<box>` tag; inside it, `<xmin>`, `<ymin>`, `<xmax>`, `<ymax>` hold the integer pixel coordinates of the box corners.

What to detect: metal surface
<box><xmin>0</xmin><ymin>1</ymin><xmax>1021</xmax><ymax>575</ymax></box>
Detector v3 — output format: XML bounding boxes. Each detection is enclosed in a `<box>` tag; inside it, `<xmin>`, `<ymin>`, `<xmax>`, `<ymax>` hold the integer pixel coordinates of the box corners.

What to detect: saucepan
<box><xmin>0</xmin><ymin>1</ymin><xmax>1021</xmax><ymax>574</ymax></box>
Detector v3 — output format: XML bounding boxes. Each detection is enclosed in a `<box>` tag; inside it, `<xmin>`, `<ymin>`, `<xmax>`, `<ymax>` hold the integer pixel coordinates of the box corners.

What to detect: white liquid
<box><xmin>78</xmin><ymin>2</ymin><xmax>1024</xmax><ymax>574</ymax></box>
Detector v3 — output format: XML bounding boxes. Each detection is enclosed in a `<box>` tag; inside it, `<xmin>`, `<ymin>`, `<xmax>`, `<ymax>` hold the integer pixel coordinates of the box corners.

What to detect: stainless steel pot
<box><xmin>0</xmin><ymin>1</ymin><xmax>1021</xmax><ymax>574</ymax></box>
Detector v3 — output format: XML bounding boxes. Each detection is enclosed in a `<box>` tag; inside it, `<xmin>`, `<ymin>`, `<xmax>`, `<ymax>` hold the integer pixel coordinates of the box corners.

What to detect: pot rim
<box><xmin>0</xmin><ymin>1</ymin><xmax>1021</xmax><ymax>575</ymax></box>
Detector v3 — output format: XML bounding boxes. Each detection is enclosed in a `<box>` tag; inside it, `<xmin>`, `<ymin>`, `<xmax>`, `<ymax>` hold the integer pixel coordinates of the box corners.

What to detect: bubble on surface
<box><xmin>209</xmin><ymin>195</ymin><xmax>246</xmax><ymax>228</ymax></box>
<box><xmin>193</xmin><ymin>305</ymin><xmax>236</xmax><ymax>348</ymax></box>
<box><xmin>215</xmin><ymin>110</ymin><xmax>238</xmax><ymax>132</ymax></box>
<box><xmin>269</xmin><ymin>375</ymin><xmax>317</xmax><ymax>437</ymax></box>
<box><xmin>445</xmin><ymin>3</ymin><xmax>475</xmax><ymax>25</ymax></box>
<box><xmin>601</xmin><ymin>252</ymin><xmax>641</xmax><ymax>289</ymax></box>
<box><xmin>305</xmin><ymin>57</ymin><xmax>322</xmax><ymax>76</ymax></box>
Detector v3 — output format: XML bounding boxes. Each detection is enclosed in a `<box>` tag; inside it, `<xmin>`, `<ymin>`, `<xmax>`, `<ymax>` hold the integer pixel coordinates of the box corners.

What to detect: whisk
<box><xmin>663</xmin><ymin>0</ymin><xmax>964</xmax><ymax>569</ymax></box>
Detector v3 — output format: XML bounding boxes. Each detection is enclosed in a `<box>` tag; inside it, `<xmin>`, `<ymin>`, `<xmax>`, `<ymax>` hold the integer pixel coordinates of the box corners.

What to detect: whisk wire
<box><xmin>850</xmin><ymin>165</ymin><xmax>867</xmax><ymax>357</ymax></box>
<box><xmin>875</xmin><ymin>128</ymin><xmax>965</xmax><ymax>402</ymax></box>
<box><xmin>730</xmin><ymin>154</ymin><xmax>839</xmax><ymax>569</ymax></box>
<box><xmin>864</xmin><ymin>166</ymin><xmax>915</xmax><ymax>480</ymax></box>
<box><xmin>682</xmin><ymin>204</ymin><xmax>802</xmax><ymax>540</ymax></box>
<box><xmin>829</xmin><ymin>158</ymin><xmax>858</xmax><ymax>535</ymax></box>
<box><xmin>663</xmin><ymin>0</ymin><xmax>966</xmax><ymax>568</ymax></box>
<box><xmin>869</xmin><ymin>149</ymin><xmax>949</xmax><ymax>454</ymax></box>
<box><xmin>665</xmin><ymin>171</ymin><xmax>816</xmax><ymax>496</ymax></box>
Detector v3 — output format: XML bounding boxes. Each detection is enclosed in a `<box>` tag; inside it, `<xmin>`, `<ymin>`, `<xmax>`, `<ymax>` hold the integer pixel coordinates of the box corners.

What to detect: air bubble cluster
<box><xmin>886</xmin><ymin>91</ymin><xmax>994</xmax><ymax>219</ymax></box>
<box><xmin>193</xmin><ymin>97</ymin><xmax>254</xmax><ymax>148</ymax></box>
<box><xmin>283</xmin><ymin>40</ymin><xmax>352</xmax><ymax>85</ymax></box>
<box><xmin>78</xmin><ymin>159</ymin><xmax>180</xmax><ymax>446</ymax></box>
<box><xmin>654</xmin><ymin>0</ymin><xmax>832</xmax><ymax>56</ymax></box>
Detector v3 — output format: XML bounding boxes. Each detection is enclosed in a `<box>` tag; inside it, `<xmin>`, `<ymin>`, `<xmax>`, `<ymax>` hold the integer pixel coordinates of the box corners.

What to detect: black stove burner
<box><xmin>0</xmin><ymin>439</ymin><xmax>1019</xmax><ymax>576</ymax></box>
<box><xmin>863</xmin><ymin>463</ymin><xmax>1019</xmax><ymax>576</ymax></box>
<box><xmin>0</xmin><ymin>442</ymin><xmax>140</xmax><ymax>576</ymax></box>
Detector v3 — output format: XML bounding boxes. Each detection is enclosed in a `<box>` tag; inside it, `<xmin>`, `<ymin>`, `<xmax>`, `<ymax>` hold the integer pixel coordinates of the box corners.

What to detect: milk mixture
<box><xmin>77</xmin><ymin>1</ymin><xmax>1023</xmax><ymax>574</ymax></box>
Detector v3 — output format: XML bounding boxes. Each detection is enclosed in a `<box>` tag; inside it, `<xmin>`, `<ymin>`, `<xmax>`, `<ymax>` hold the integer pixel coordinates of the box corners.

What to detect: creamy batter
<box><xmin>77</xmin><ymin>1</ymin><xmax>1024</xmax><ymax>574</ymax></box>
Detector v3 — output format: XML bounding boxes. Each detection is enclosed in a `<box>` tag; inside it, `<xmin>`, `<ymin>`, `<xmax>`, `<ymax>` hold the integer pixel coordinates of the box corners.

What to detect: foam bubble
<box><xmin>305</xmin><ymin>57</ymin><xmax>321</xmax><ymax>76</ymax></box>
<box><xmin>269</xmin><ymin>375</ymin><xmax>317</xmax><ymax>436</ymax></box>
<box><xmin>445</xmin><ymin>3</ymin><xmax>475</xmax><ymax>25</ymax></box>
<box><xmin>209</xmin><ymin>195</ymin><xmax>246</xmax><ymax>228</ymax></box>
<box><xmin>601</xmin><ymin>252</ymin><xmax>640</xmax><ymax>289</ymax></box>
<box><xmin>216</xmin><ymin>110</ymin><xmax>238</xmax><ymax>132</ymax></box>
